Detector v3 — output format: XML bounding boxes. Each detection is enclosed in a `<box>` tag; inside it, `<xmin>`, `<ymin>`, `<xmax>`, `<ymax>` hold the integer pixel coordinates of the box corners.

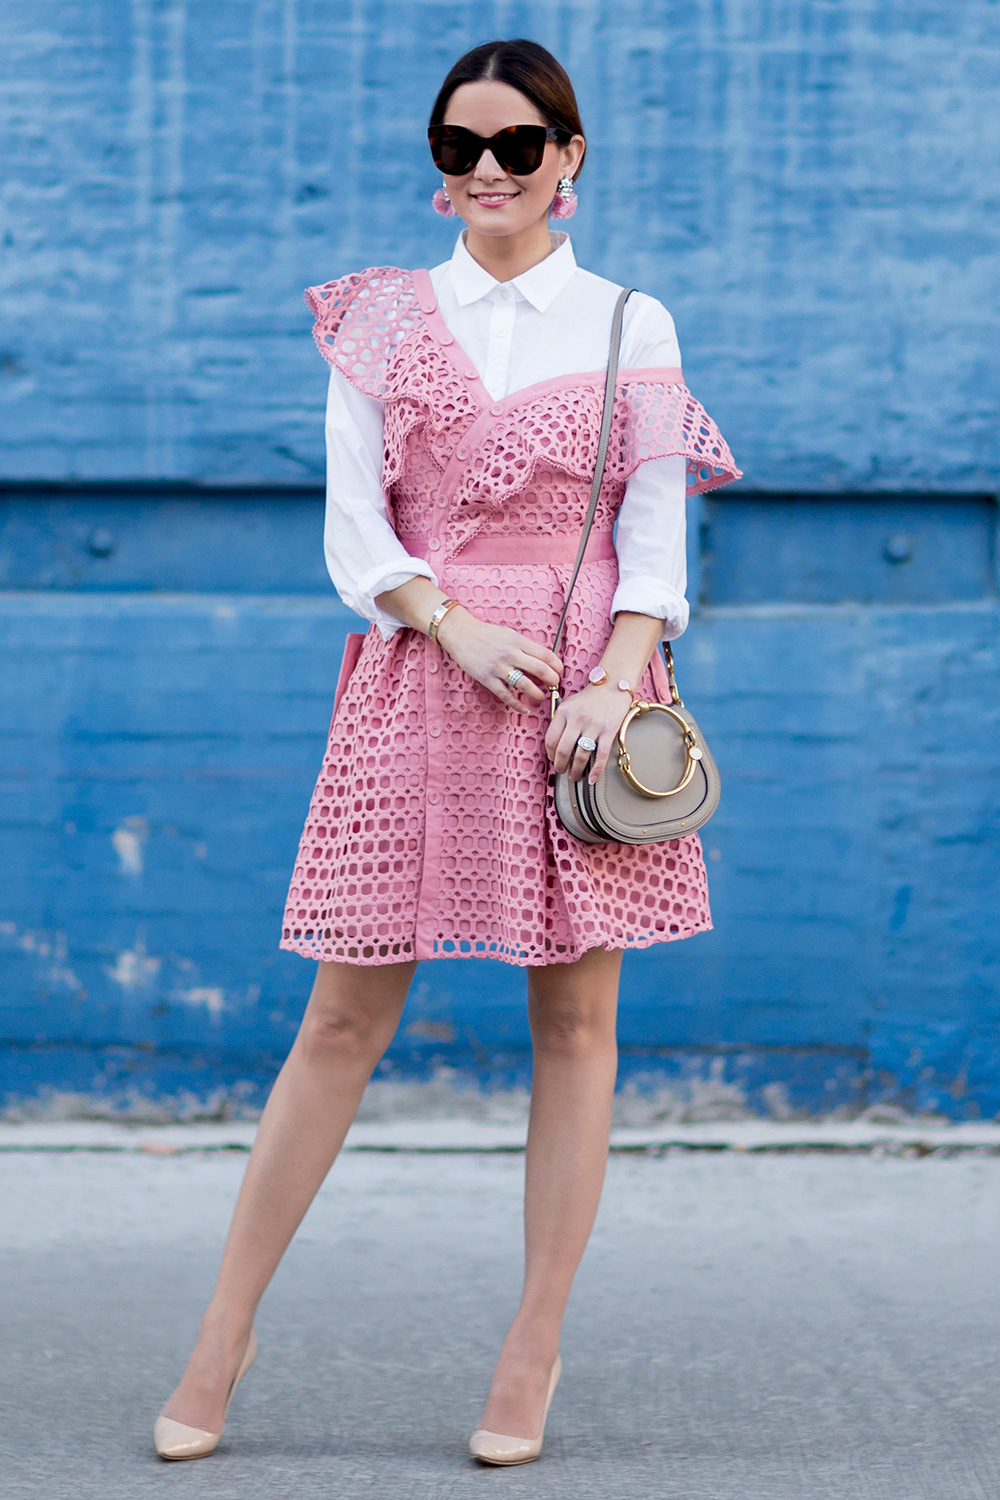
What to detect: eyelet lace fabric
<box><xmin>282</xmin><ymin>267</ymin><xmax>741</xmax><ymax>967</ymax></box>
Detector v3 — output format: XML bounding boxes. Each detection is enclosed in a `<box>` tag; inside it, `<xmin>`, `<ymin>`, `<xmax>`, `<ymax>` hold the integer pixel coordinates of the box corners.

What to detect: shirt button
<box><xmin>500</xmin><ymin>286</ymin><xmax>512</xmax><ymax>300</ymax></box>
<box><xmin>429</xmin><ymin>725</ymin><xmax>441</xmax><ymax>737</ymax></box>
<box><xmin>490</xmin><ymin>403</ymin><xmax>503</xmax><ymax>416</ymax></box>
<box><xmin>420</xmin><ymin>302</ymin><xmax>437</xmax><ymax>315</ymax></box>
<box><xmin>439</xmin><ymin>334</ymin><xmax>454</xmax><ymax>346</ymax></box>
<box><xmin>464</xmin><ymin>369</ymin><xmax>478</xmax><ymax>379</ymax></box>
<box><xmin>456</xmin><ymin>448</ymin><xmax>468</xmax><ymax>460</ymax></box>
<box><xmin>427</xmin><ymin>660</ymin><xmax>439</xmax><ymax>674</ymax></box>
<box><xmin>429</xmin><ymin>790</ymin><xmax>440</xmax><ymax>803</ymax></box>
<box><xmin>429</xmin><ymin>538</ymin><xmax>441</xmax><ymax>551</ymax></box>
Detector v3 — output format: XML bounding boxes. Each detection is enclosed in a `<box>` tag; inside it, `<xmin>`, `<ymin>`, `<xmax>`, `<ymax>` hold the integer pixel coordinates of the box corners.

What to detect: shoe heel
<box><xmin>154</xmin><ymin>1328</ymin><xmax>257</xmax><ymax>1461</ymax></box>
<box><xmin>469</xmin><ymin>1354</ymin><xmax>561</xmax><ymax>1466</ymax></box>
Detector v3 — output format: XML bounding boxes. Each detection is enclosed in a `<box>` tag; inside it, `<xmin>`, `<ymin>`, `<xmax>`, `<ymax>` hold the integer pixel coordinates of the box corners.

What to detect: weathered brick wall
<box><xmin>1</xmin><ymin>3</ymin><xmax>998</xmax><ymax>1117</ymax></box>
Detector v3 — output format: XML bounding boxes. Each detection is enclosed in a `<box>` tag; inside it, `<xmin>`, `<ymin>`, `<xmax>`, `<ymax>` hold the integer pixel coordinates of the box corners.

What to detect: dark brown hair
<box><xmin>428</xmin><ymin>39</ymin><xmax>586</xmax><ymax>180</ymax></box>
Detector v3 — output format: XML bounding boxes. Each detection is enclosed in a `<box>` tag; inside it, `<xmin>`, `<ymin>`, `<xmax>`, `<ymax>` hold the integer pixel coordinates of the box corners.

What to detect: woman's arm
<box><xmin>612</xmin><ymin>295</ymin><xmax>689</xmax><ymax>640</ymax></box>
<box><xmin>326</xmin><ymin>366</ymin><xmax>553</xmax><ymax>704</ymax></box>
<box><xmin>611</xmin><ymin>454</ymin><xmax>690</xmax><ymax>641</ymax></box>
<box><xmin>374</xmin><ymin>575</ymin><xmax>564</xmax><ymax>713</ymax></box>
<box><xmin>543</xmin><ymin>610</ymin><xmax>665</xmax><ymax>787</ymax></box>
<box><xmin>324</xmin><ymin>361</ymin><xmax>561</xmax><ymax>708</ymax></box>
<box><xmin>538</xmin><ymin>293</ymin><xmax>693</xmax><ymax>782</ymax></box>
<box><xmin>542</xmin><ymin>293</ymin><xmax>691</xmax><ymax>785</ymax></box>
<box><xmin>322</xmin><ymin>369</ymin><xmax>439</xmax><ymax>636</ymax></box>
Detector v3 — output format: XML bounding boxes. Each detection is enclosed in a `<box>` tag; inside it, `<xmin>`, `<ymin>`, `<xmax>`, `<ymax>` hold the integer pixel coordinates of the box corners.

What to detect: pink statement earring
<box><xmin>432</xmin><ymin>182</ymin><xmax>457</xmax><ymax>217</ymax></box>
<box><xmin>549</xmin><ymin>174</ymin><xmax>577</xmax><ymax>219</ymax></box>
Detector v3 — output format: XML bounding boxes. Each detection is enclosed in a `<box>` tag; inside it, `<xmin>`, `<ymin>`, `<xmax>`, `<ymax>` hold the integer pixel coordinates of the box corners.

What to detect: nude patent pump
<box><xmin>154</xmin><ymin>1329</ymin><xmax>257</xmax><ymax>1461</ymax></box>
<box><xmin>469</xmin><ymin>1355</ymin><xmax>561</xmax><ymax>1466</ymax></box>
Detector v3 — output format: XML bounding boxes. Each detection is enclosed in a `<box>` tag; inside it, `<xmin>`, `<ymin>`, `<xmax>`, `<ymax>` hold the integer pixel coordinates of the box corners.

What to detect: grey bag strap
<box><xmin>550</xmin><ymin>287</ymin><xmax>633</xmax><ymax>696</ymax></box>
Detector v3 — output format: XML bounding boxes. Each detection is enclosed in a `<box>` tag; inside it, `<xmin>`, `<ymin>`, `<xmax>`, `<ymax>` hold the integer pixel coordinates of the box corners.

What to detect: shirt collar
<box><xmin>447</xmin><ymin>229</ymin><xmax>577</xmax><ymax>312</ymax></box>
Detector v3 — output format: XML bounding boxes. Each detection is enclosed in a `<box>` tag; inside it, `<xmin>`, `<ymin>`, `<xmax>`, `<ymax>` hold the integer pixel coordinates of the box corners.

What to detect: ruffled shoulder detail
<box><xmin>451</xmin><ymin>371</ymin><xmax>741</xmax><ymax>521</ymax></box>
<box><xmin>304</xmin><ymin>267</ymin><xmax>421</xmax><ymax>400</ymax></box>
<box><xmin>617</xmin><ymin>374</ymin><xmax>742</xmax><ymax>495</ymax></box>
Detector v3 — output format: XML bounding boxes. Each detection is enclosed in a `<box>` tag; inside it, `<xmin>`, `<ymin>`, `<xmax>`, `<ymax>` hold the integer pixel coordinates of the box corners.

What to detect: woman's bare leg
<box><xmin>476</xmin><ymin>945</ymin><xmax>622</xmax><ymax>1438</ymax></box>
<box><xmin>160</xmin><ymin>955</ymin><xmax>416</xmax><ymax>1430</ymax></box>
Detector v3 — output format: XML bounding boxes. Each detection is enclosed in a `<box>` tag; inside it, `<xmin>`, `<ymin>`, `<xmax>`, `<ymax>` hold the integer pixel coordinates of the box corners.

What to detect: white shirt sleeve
<box><xmin>611</xmin><ymin>456</ymin><xmax>689</xmax><ymax>641</ymax></box>
<box><xmin>611</xmin><ymin>294</ymin><xmax>690</xmax><ymax>641</ymax></box>
<box><xmin>322</xmin><ymin>368</ymin><xmax>438</xmax><ymax>639</ymax></box>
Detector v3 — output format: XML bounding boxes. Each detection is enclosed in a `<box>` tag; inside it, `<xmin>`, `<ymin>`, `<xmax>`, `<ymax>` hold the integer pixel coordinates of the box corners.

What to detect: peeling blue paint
<box><xmin>889</xmin><ymin>886</ymin><xmax>912</xmax><ymax>933</ymax></box>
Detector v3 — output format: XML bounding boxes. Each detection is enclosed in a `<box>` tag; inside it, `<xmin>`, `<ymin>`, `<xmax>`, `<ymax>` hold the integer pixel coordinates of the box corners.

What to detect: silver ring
<box><xmin>505</xmin><ymin>668</ymin><xmax>525</xmax><ymax>689</ymax></box>
<box><xmin>576</xmin><ymin>735</ymin><xmax>598</xmax><ymax>753</ymax></box>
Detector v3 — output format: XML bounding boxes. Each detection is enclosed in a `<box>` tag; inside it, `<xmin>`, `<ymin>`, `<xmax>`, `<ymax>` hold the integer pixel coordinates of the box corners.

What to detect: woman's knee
<box><xmin>297</xmin><ymin>962</ymin><xmax>411</xmax><ymax>1062</ymax></box>
<box><xmin>528</xmin><ymin>996</ymin><xmax>617</xmax><ymax>1058</ymax></box>
<box><xmin>298</xmin><ymin>1003</ymin><xmax>384</xmax><ymax>1062</ymax></box>
<box><xmin>527</xmin><ymin>949</ymin><xmax>621</xmax><ymax>1057</ymax></box>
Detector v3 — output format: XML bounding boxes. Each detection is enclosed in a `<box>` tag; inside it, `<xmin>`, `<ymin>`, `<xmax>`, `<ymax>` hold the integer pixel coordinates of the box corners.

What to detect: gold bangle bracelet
<box><xmin>427</xmin><ymin>598</ymin><xmax>462</xmax><ymax>642</ymax></box>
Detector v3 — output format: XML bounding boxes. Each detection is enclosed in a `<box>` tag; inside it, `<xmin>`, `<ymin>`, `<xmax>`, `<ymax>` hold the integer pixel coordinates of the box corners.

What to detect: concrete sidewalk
<box><xmin>2</xmin><ymin>1135</ymin><xmax>999</xmax><ymax>1499</ymax></box>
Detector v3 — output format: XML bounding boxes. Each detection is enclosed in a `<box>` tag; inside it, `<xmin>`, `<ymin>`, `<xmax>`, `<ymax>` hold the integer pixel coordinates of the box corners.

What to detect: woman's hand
<box><xmin>372</xmin><ymin>580</ymin><xmax>661</xmax><ymax>761</ymax></box>
<box><xmin>435</xmin><ymin>606</ymin><xmax>563</xmax><ymax>711</ymax></box>
<box><xmin>544</xmin><ymin>682</ymin><xmax>629</xmax><ymax>785</ymax></box>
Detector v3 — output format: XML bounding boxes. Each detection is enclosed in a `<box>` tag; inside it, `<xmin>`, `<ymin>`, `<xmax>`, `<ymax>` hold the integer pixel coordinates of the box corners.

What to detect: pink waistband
<box><xmin>399</xmin><ymin>530</ymin><xmax>617</xmax><ymax>566</ymax></box>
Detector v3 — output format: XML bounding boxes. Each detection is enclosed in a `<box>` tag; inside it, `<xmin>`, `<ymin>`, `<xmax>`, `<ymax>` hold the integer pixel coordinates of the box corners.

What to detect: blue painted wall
<box><xmin>4</xmin><ymin>1</ymin><xmax>998</xmax><ymax>489</ymax></box>
<box><xmin>1</xmin><ymin>3</ymin><xmax>998</xmax><ymax>1117</ymax></box>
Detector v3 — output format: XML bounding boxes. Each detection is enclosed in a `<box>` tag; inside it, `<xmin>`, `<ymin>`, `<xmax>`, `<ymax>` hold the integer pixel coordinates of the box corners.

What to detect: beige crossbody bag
<box><xmin>549</xmin><ymin>288</ymin><xmax>721</xmax><ymax>846</ymax></box>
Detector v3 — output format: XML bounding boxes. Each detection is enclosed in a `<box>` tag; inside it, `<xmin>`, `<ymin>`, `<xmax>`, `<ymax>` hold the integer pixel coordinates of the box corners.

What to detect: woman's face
<box><xmin>441</xmin><ymin>79</ymin><xmax>585</xmax><ymax>237</ymax></box>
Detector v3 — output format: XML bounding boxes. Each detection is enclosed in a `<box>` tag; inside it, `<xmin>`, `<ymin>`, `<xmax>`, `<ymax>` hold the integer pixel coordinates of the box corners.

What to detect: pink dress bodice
<box><xmin>306</xmin><ymin>266</ymin><xmax>739</xmax><ymax>561</ymax></box>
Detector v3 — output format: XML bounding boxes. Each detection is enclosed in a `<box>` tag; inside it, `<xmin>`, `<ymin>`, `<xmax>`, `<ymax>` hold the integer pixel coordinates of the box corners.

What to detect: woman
<box><xmin>155</xmin><ymin>38</ymin><xmax>739</xmax><ymax>1466</ymax></box>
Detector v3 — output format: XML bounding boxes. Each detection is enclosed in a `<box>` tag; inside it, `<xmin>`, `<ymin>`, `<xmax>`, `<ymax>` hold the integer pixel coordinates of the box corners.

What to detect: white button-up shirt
<box><xmin>322</xmin><ymin>230</ymin><xmax>690</xmax><ymax>641</ymax></box>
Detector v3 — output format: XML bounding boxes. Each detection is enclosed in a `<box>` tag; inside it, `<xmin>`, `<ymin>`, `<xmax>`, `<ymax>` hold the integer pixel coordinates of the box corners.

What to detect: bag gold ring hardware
<box><xmin>615</xmin><ymin>701</ymin><xmax>703</xmax><ymax>799</ymax></box>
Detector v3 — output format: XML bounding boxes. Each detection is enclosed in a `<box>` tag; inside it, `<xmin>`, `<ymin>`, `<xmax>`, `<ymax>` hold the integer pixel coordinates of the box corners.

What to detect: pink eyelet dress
<box><xmin>280</xmin><ymin>267</ymin><xmax>742</xmax><ymax>967</ymax></box>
